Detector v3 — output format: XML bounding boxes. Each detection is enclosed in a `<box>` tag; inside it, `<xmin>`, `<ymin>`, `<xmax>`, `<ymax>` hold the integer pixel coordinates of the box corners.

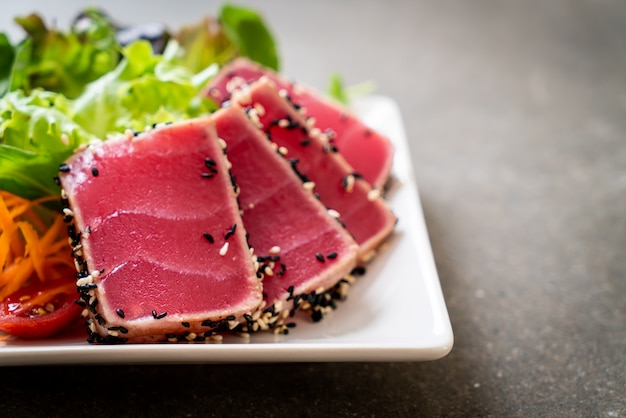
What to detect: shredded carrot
<box><xmin>0</xmin><ymin>191</ymin><xmax>75</xmax><ymax>301</ymax></box>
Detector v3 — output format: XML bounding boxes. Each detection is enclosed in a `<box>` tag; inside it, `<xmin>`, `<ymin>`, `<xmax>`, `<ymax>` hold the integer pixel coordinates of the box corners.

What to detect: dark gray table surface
<box><xmin>1</xmin><ymin>1</ymin><xmax>624</xmax><ymax>416</ymax></box>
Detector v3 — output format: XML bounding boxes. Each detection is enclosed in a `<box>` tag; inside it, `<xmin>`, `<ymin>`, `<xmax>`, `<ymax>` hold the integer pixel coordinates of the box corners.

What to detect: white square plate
<box><xmin>0</xmin><ymin>95</ymin><xmax>453</xmax><ymax>365</ymax></box>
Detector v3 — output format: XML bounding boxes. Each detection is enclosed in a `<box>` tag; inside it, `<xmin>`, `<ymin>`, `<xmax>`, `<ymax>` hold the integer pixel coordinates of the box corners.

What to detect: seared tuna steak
<box><xmin>229</xmin><ymin>80</ymin><xmax>396</xmax><ymax>262</ymax></box>
<box><xmin>205</xmin><ymin>58</ymin><xmax>394</xmax><ymax>190</ymax></box>
<box><xmin>59</xmin><ymin>119</ymin><xmax>262</xmax><ymax>343</ymax></box>
<box><xmin>213</xmin><ymin>107</ymin><xmax>359</xmax><ymax>327</ymax></box>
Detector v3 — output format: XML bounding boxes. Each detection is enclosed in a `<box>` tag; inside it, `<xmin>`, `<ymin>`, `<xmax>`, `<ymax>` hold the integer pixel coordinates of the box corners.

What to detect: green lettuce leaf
<box><xmin>9</xmin><ymin>10</ymin><xmax>120</xmax><ymax>99</ymax></box>
<box><xmin>218</xmin><ymin>4</ymin><xmax>279</xmax><ymax>71</ymax></box>
<box><xmin>173</xmin><ymin>16</ymin><xmax>236</xmax><ymax>73</ymax></box>
<box><xmin>328</xmin><ymin>73</ymin><xmax>348</xmax><ymax>105</ymax></box>
<box><xmin>72</xmin><ymin>40</ymin><xmax>218</xmax><ymax>138</ymax></box>
<box><xmin>0</xmin><ymin>40</ymin><xmax>218</xmax><ymax>201</ymax></box>
<box><xmin>0</xmin><ymin>33</ymin><xmax>16</xmax><ymax>97</ymax></box>
<box><xmin>0</xmin><ymin>89</ymin><xmax>96</xmax><ymax>199</ymax></box>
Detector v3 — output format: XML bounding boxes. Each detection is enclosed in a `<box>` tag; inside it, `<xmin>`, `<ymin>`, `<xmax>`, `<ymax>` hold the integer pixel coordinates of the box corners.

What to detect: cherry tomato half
<box><xmin>0</xmin><ymin>279</ymin><xmax>83</xmax><ymax>339</ymax></box>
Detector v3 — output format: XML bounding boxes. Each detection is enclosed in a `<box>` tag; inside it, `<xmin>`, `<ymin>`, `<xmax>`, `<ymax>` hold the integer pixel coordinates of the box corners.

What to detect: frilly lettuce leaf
<box><xmin>8</xmin><ymin>10</ymin><xmax>120</xmax><ymax>99</ymax></box>
<box><xmin>1</xmin><ymin>41</ymin><xmax>218</xmax><ymax>201</ymax></box>
<box><xmin>0</xmin><ymin>89</ymin><xmax>96</xmax><ymax>199</ymax></box>
<box><xmin>72</xmin><ymin>40</ymin><xmax>218</xmax><ymax>137</ymax></box>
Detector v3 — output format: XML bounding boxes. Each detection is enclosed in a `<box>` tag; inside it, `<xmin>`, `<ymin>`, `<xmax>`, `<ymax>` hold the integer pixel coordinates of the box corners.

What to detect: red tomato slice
<box><xmin>0</xmin><ymin>279</ymin><xmax>83</xmax><ymax>339</ymax></box>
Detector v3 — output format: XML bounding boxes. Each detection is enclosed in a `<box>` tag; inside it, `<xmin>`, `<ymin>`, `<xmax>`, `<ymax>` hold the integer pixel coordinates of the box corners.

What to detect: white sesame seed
<box><xmin>278</xmin><ymin>119</ymin><xmax>289</xmax><ymax>128</ymax></box>
<box><xmin>218</xmin><ymin>138</ymin><xmax>227</xmax><ymax>150</ymax></box>
<box><xmin>345</xmin><ymin>175</ymin><xmax>355</xmax><ymax>193</ymax></box>
<box><xmin>219</xmin><ymin>242</ymin><xmax>229</xmax><ymax>256</ymax></box>
<box><xmin>63</xmin><ymin>208</ymin><xmax>74</xmax><ymax>217</ymax></box>
<box><xmin>309</xmin><ymin>127</ymin><xmax>321</xmax><ymax>138</ymax></box>
<box><xmin>253</xmin><ymin>102</ymin><xmax>266</xmax><ymax>116</ymax></box>
<box><xmin>303</xmin><ymin>181</ymin><xmax>316</xmax><ymax>191</ymax></box>
<box><xmin>233</xmin><ymin>88</ymin><xmax>252</xmax><ymax>105</ymax></box>
<box><xmin>226</xmin><ymin>76</ymin><xmax>247</xmax><ymax>94</ymax></box>
<box><xmin>76</xmin><ymin>276</ymin><xmax>93</xmax><ymax>286</ymax></box>
<box><xmin>367</xmin><ymin>188</ymin><xmax>381</xmax><ymax>201</ymax></box>
<box><xmin>278</xmin><ymin>146</ymin><xmax>288</xmax><ymax>156</ymax></box>
<box><xmin>306</xmin><ymin>117</ymin><xmax>317</xmax><ymax>127</ymax></box>
<box><xmin>228</xmin><ymin>320</ymin><xmax>239</xmax><ymax>330</ymax></box>
<box><xmin>278</xmin><ymin>89</ymin><xmax>288</xmax><ymax>98</ymax></box>
<box><xmin>269</xmin><ymin>246</ymin><xmax>281</xmax><ymax>254</ymax></box>
<box><xmin>361</xmin><ymin>249</ymin><xmax>377</xmax><ymax>263</ymax></box>
<box><xmin>327</xmin><ymin>209</ymin><xmax>341</xmax><ymax>218</ymax></box>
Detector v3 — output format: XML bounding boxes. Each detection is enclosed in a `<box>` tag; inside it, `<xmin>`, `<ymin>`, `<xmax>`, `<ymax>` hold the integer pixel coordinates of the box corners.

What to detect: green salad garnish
<box><xmin>0</xmin><ymin>4</ymin><xmax>279</xmax><ymax>202</ymax></box>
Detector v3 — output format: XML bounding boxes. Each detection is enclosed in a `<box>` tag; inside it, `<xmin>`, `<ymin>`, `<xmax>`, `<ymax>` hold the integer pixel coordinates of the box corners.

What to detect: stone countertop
<box><xmin>1</xmin><ymin>1</ymin><xmax>624</xmax><ymax>416</ymax></box>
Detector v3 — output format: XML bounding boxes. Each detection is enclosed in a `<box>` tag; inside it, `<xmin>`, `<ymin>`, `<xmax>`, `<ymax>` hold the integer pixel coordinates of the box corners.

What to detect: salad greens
<box><xmin>0</xmin><ymin>4</ymin><xmax>279</xmax><ymax>203</ymax></box>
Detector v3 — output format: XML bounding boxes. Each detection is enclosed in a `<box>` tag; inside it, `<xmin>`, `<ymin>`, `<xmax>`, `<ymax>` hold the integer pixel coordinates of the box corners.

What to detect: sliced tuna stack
<box><xmin>58</xmin><ymin>119</ymin><xmax>262</xmax><ymax>343</ymax></box>
<box><xmin>213</xmin><ymin>106</ymin><xmax>359</xmax><ymax>330</ymax></box>
<box><xmin>204</xmin><ymin>58</ymin><xmax>394</xmax><ymax>190</ymax></box>
<box><xmin>229</xmin><ymin>80</ymin><xmax>397</xmax><ymax>263</ymax></box>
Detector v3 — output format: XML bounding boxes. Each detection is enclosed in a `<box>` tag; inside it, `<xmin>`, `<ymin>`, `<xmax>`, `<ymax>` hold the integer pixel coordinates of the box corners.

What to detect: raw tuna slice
<box><xmin>58</xmin><ymin>119</ymin><xmax>262</xmax><ymax>343</ymax></box>
<box><xmin>213</xmin><ymin>107</ymin><xmax>359</xmax><ymax>329</ymax></box>
<box><xmin>229</xmin><ymin>80</ymin><xmax>396</xmax><ymax>263</ymax></box>
<box><xmin>204</xmin><ymin>58</ymin><xmax>394</xmax><ymax>190</ymax></box>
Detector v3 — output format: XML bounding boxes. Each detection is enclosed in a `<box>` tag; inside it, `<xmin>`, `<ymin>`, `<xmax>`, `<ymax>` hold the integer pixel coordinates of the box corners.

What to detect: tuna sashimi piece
<box><xmin>213</xmin><ymin>107</ymin><xmax>359</xmax><ymax>327</ymax></box>
<box><xmin>58</xmin><ymin>119</ymin><xmax>262</xmax><ymax>343</ymax></box>
<box><xmin>204</xmin><ymin>58</ymin><xmax>394</xmax><ymax>190</ymax></box>
<box><xmin>229</xmin><ymin>80</ymin><xmax>396</xmax><ymax>263</ymax></box>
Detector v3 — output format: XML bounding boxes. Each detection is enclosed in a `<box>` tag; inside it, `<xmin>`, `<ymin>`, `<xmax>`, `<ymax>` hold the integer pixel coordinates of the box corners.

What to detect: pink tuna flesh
<box><xmin>59</xmin><ymin>119</ymin><xmax>262</xmax><ymax>342</ymax></box>
<box><xmin>205</xmin><ymin>58</ymin><xmax>394</xmax><ymax>190</ymax></box>
<box><xmin>213</xmin><ymin>106</ymin><xmax>358</xmax><ymax>309</ymax></box>
<box><xmin>230</xmin><ymin>81</ymin><xmax>397</xmax><ymax>262</ymax></box>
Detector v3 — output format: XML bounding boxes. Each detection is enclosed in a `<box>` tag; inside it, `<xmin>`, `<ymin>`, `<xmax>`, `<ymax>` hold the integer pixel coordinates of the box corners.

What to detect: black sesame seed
<box><xmin>119</xmin><ymin>326</ymin><xmax>129</xmax><ymax>334</ymax></box>
<box><xmin>224</xmin><ymin>223</ymin><xmax>237</xmax><ymax>240</ymax></box>
<box><xmin>181</xmin><ymin>321</ymin><xmax>190</xmax><ymax>328</ymax></box>
<box><xmin>58</xmin><ymin>163</ymin><xmax>70</xmax><ymax>173</ymax></box>
<box><xmin>202</xmin><ymin>319</ymin><xmax>217</xmax><ymax>327</ymax></box>
<box><xmin>351</xmin><ymin>266</ymin><xmax>367</xmax><ymax>276</ymax></box>
<box><xmin>152</xmin><ymin>310</ymin><xmax>158</xmax><ymax>319</ymax></box>
<box><xmin>226</xmin><ymin>315</ymin><xmax>236</xmax><ymax>321</ymax></box>
<box><xmin>315</xmin><ymin>253</ymin><xmax>325</xmax><ymax>262</ymax></box>
<box><xmin>91</xmin><ymin>167</ymin><xmax>99</xmax><ymax>177</ymax></box>
<box><xmin>201</xmin><ymin>172</ymin><xmax>214</xmax><ymax>178</ymax></box>
<box><xmin>327</xmin><ymin>252</ymin><xmax>338</xmax><ymax>259</ymax></box>
<box><xmin>53</xmin><ymin>176</ymin><xmax>61</xmax><ymax>185</ymax></box>
<box><xmin>95</xmin><ymin>314</ymin><xmax>106</xmax><ymax>326</ymax></box>
<box><xmin>311</xmin><ymin>310</ymin><xmax>323</xmax><ymax>322</ymax></box>
<box><xmin>203</xmin><ymin>233</ymin><xmax>214</xmax><ymax>243</ymax></box>
<box><xmin>156</xmin><ymin>312</ymin><xmax>167</xmax><ymax>319</ymax></box>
